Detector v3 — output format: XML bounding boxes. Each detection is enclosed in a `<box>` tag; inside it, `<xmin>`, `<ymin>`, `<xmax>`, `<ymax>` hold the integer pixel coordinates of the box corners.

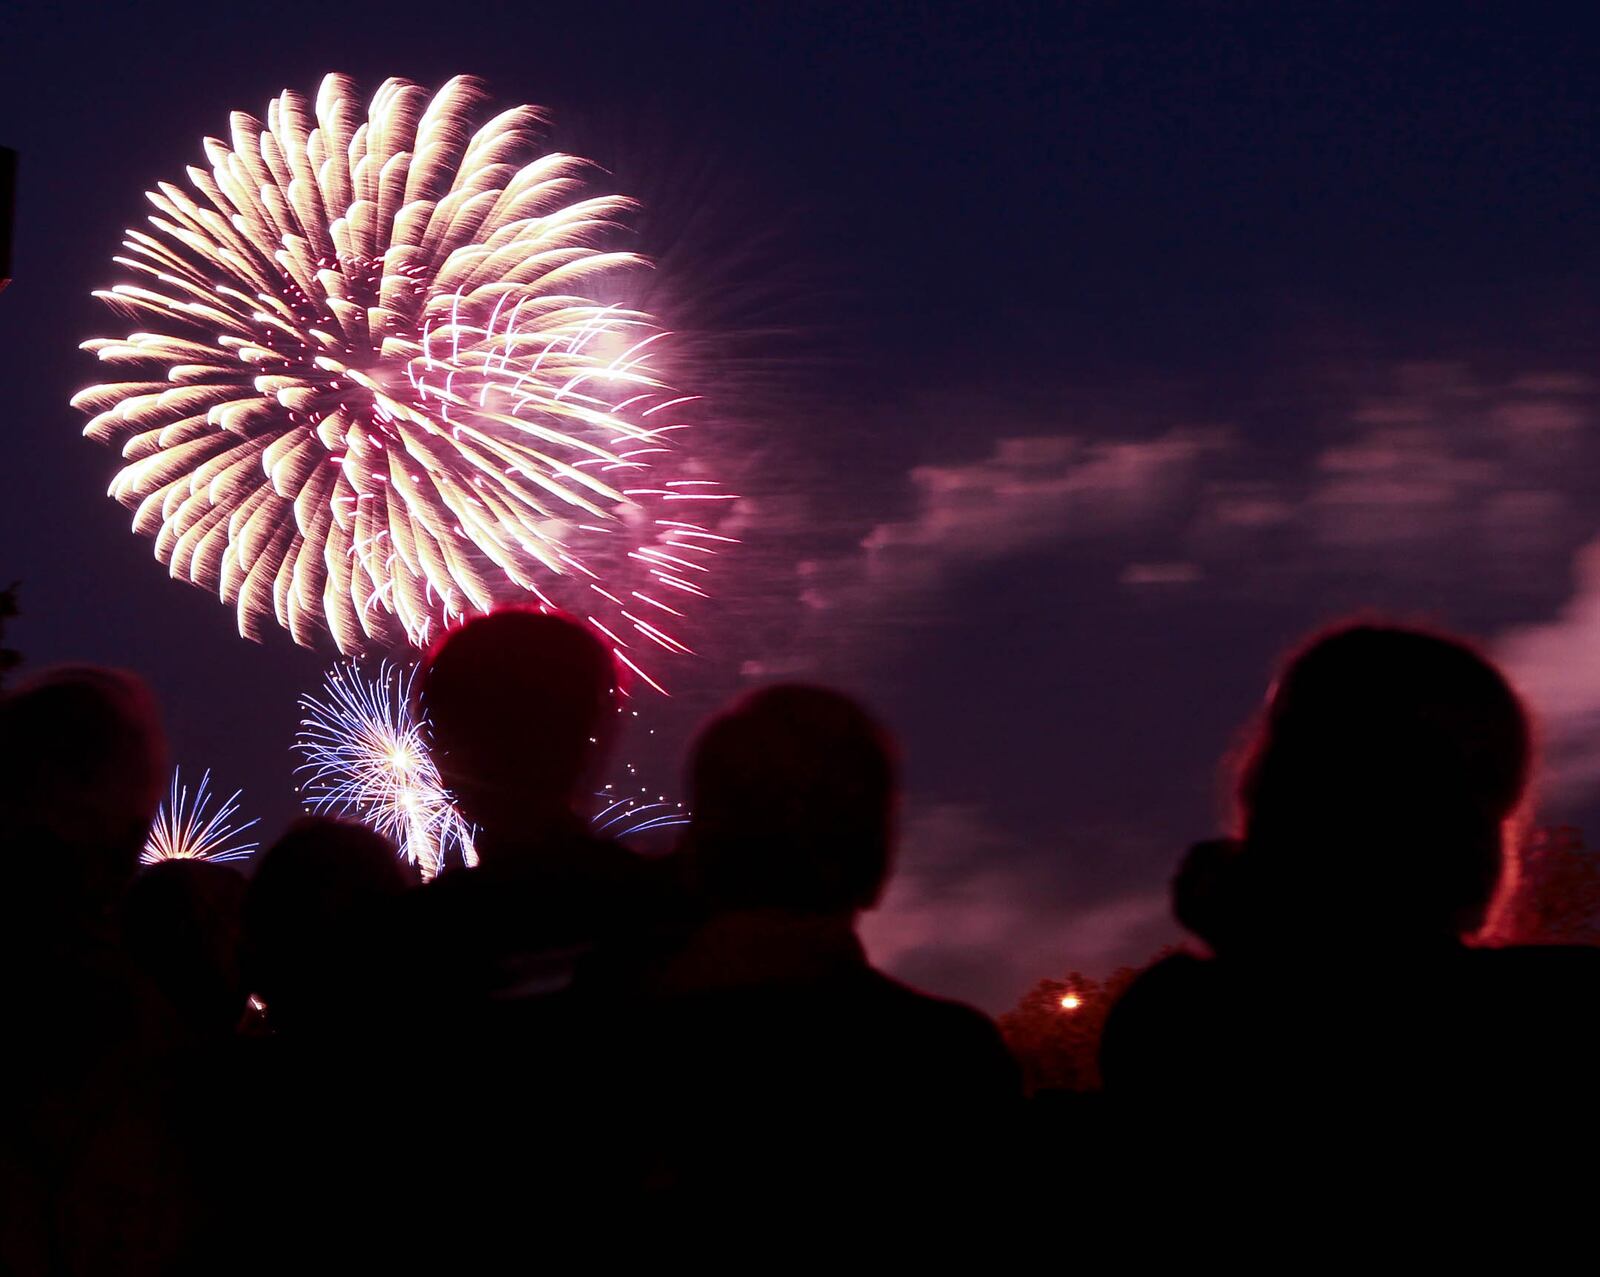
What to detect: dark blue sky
<box><xmin>3</xmin><ymin>2</ymin><xmax>1598</xmax><ymax>1007</ymax></box>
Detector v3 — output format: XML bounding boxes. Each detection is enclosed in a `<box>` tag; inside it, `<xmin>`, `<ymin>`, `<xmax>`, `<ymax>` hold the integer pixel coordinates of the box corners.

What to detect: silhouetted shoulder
<box><xmin>430</xmin><ymin>833</ymin><xmax>687</xmax><ymax>935</ymax></box>
<box><xmin>1098</xmin><ymin>951</ymin><xmax>1216</xmax><ymax>1096</ymax></box>
<box><xmin>1470</xmin><ymin>942</ymin><xmax>1600</xmax><ymax>978</ymax></box>
<box><xmin>1463</xmin><ymin>944</ymin><xmax>1600</xmax><ymax>1062</ymax></box>
<box><xmin>858</xmin><ymin>968</ymin><xmax>1024</xmax><ymax>1097</ymax></box>
<box><xmin>392</xmin><ymin>834</ymin><xmax>691</xmax><ymax>1006</ymax></box>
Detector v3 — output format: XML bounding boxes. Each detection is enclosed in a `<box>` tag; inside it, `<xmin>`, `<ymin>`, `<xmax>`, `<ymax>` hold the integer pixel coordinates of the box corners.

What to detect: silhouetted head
<box><xmin>1233</xmin><ymin>623</ymin><xmax>1531</xmax><ymax>941</ymax></box>
<box><xmin>688</xmin><ymin>685</ymin><xmax>898</xmax><ymax>916</ymax></box>
<box><xmin>243</xmin><ymin>817</ymin><xmax>406</xmax><ymax>1030</ymax></box>
<box><xmin>124</xmin><ymin>859</ymin><xmax>247</xmax><ymax>1038</ymax></box>
<box><xmin>417</xmin><ymin>609</ymin><xmax>617</xmax><ymax>836</ymax></box>
<box><xmin>0</xmin><ymin>666</ymin><xmax>166</xmax><ymax>936</ymax></box>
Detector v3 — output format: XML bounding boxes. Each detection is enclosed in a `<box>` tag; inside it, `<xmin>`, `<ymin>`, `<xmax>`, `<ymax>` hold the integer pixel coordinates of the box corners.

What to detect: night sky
<box><xmin>3</xmin><ymin>2</ymin><xmax>1597</xmax><ymax>1009</ymax></box>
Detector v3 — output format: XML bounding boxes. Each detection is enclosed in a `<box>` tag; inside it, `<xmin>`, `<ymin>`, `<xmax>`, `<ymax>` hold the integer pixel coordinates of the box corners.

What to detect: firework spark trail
<box><xmin>143</xmin><ymin>768</ymin><xmax>260</xmax><ymax>864</ymax></box>
<box><xmin>73</xmin><ymin>74</ymin><xmax>734</xmax><ymax>682</ymax></box>
<box><xmin>591</xmin><ymin>793</ymin><xmax>689</xmax><ymax>838</ymax></box>
<box><xmin>294</xmin><ymin>660</ymin><xmax>474</xmax><ymax>879</ymax></box>
<box><xmin>295</xmin><ymin>661</ymin><xmax>688</xmax><ymax>875</ymax></box>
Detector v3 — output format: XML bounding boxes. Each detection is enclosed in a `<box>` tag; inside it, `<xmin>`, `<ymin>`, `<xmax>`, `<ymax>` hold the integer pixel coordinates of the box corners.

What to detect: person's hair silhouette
<box><xmin>242</xmin><ymin>817</ymin><xmax>406</xmax><ymax>1032</ymax></box>
<box><xmin>0</xmin><ymin>666</ymin><xmax>166</xmax><ymax>938</ymax></box>
<box><xmin>688</xmin><ymin>683</ymin><xmax>898</xmax><ymax>914</ymax></box>
<box><xmin>1195</xmin><ymin>623</ymin><xmax>1533</xmax><ymax>949</ymax></box>
<box><xmin>124</xmin><ymin>860</ymin><xmax>247</xmax><ymax>1040</ymax></box>
<box><xmin>417</xmin><ymin>608</ymin><xmax>617</xmax><ymax>856</ymax></box>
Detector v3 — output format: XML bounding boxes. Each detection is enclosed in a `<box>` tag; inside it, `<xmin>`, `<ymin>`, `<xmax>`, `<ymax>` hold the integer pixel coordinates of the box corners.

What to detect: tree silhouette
<box><xmin>998</xmin><ymin>958</ymin><xmax>1165</xmax><ymax>1093</ymax></box>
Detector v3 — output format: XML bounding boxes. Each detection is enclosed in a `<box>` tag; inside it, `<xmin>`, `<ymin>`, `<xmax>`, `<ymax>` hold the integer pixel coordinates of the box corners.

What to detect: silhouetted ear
<box><xmin>1171</xmin><ymin>838</ymin><xmax>1244</xmax><ymax>950</ymax></box>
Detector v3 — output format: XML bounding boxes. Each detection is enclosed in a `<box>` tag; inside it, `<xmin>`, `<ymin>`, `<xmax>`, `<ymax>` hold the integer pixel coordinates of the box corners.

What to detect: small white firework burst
<box><xmin>144</xmin><ymin>768</ymin><xmax>260</xmax><ymax>864</ymax></box>
<box><xmin>295</xmin><ymin>660</ymin><xmax>475</xmax><ymax>879</ymax></box>
<box><xmin>295</xmin><ymin>659</ymin><xmax>689</xmax><ymax>876</ymax></box>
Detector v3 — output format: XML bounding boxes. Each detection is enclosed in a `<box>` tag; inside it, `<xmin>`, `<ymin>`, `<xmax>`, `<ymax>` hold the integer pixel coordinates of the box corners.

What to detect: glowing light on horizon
<box><xmin>73</xmin><ymin>73</ymin><xmax>732</xmax><ymax>681</ymax></box>
<box><xmin>143</xmin><ymin>768</ymin><xmax>260</xmax><ymax>864</ymax></box>
<box><xmin>1058</xmin><ymin>993</ymin><xmax>1082</xmax><ymax>1011</ymax></box>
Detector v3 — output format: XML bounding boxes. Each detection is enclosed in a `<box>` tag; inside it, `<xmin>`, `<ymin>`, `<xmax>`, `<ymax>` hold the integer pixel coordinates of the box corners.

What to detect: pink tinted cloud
<box><xmin>859</xmin><ymin>429</ymin><xmax>1227</xmax><ymax>565</ymax></box>
<box><xmin>797</xmin><ymin>427</ymin><xmax>1230</xmax><ymax>623</ymax></box>
<box><xmin>1498</xmin><ymin>537</ymin><xmax>1600</xmax><ymax>804</ymax></box>
<box><xmin>860</xmin><ymin>803</ymin><xmax>1176</xmax><ymax>1010</ymax></box>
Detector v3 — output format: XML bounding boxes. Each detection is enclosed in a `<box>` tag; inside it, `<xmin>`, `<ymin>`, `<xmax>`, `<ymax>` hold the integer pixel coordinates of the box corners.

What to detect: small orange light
<box><xmin>1059</xmin><ymin>993</ymin><xmax>1082</xmax><ymax>1011</ymax></box>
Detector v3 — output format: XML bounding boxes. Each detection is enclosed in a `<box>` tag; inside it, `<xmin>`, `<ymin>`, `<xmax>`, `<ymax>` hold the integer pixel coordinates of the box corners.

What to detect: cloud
<box><xmin>860</xmin><ymin>803</ymin><xmax>1176</xmax><ymax>1011</ymax></box>
<box><xmin>781</xmin><ymin>362</ymin><xmax>1600</xmax><ymax>647</ymax></box>
<box><xmin>788</xmin><ymin>426</ymin><xmax>1230</xmax><ymax>640</ymax></box>
<box><xmin>850</xmin><ymin>428</ymin><xmax>1228</xmax><ymax>588</ymax></box>
<box><xmin>1497</xmin><ymin>537</ymin><xmax>1600</xmax><ymax>804</ymax></box>
<box><xmin>1187</xmin><ymin>363</ymin><xmax>1598</xmax><ymax>596</ymax></box>
<box><xmin>1120</xmin><ymin>561</ymin><xmax>1203</xmax><ymax>587</ymax></box>
<box><xmin>740</xmin><ymin>360</ymin><xmax>1600</xmax><ymax>718</ymax></box>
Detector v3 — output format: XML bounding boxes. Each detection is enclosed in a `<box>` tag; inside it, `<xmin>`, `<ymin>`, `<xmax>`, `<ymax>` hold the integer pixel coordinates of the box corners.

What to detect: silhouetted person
<box><xmin>635</xmin><ymin>684</ymin><xmax>1021</xmax><ymax>1205</ymax></box>
<box><xmin>241</xmin><ymin>817</ymin><xmax>407</xmax><ymax>1034</ymax></box>
<box><xmin>400</xmin><ymin>607</ymin><xmax>685</xmax><ymax>1002</ymax></box>
<box><xmin>124</xmin><ymin>859</ymin><xmax>247</xmax><ymax>1043</ymax></box>
<box><xmin>365</xmin><ymin>609</ymin><xmax>684</xmax><ymax>1242</ymax></box>
<box><xmin>0</xmin><ymin>667</ymin><xmax>193</xmax><ymax>1275</ymax></box>
<box><xmin>1100</xmin><ymin>623</ymin><xmax>1600</xmax><ymax>1174</ymax></box>
<box><xmin>204</xmin><ymin>817</ymin><xmax>412</xmax><ymax>1269</ymax></box>
<box><xmin>0</xmin><ymin>667</ymin><xmax>166</xmax><ymax>946</ymax></box>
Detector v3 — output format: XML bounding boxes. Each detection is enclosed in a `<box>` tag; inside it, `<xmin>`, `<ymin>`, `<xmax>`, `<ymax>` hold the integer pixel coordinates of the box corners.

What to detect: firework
<box><xmin>593</xmin><ymin>791</ymin><xmax>689</xmax><ymax>839</ymax></box>
<box><xmin>144</xmin><ymin>768</ymin><xmax>260</xmax><ymax>864</ymax></box>
<box><xmin>295</xmin><ymin>660</ymin><xmax>474</xmax><ymax>879</ymax></box>
<box><xmin>295</xmin><ymin>660</ymin><xmax>687</xmax><ymax>874</ymax></box>
<box><xmin>74</xmin><ymin>74</ymin><xmax>732</xmax><ymax>678</ymax></box>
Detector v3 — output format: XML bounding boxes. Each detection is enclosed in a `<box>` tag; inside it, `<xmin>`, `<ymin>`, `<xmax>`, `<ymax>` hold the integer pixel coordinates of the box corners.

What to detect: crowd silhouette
<box><xmin>1</xmin><ymin>611</ymin><xmax>1597</xmax><ymax>1267</ymax></box>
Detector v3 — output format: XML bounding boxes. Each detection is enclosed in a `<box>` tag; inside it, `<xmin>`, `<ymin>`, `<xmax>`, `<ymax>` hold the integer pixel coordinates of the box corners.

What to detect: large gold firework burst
<box><xmin>73</xmin><ymin>74</ymin><xmax>729</xmax><ymax>671</ymax></box>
